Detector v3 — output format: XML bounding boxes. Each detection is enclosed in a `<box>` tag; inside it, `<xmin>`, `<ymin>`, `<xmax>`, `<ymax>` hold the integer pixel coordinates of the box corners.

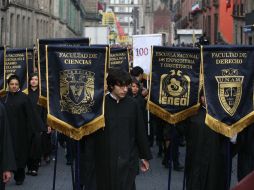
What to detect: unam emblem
<box><xmin>215</xmin><ymin>68</ymin><xmax>244</xmax><ymax>116</ymax></box>
<box><xmin>60</xmin><ymin>69</ymin><xmax>95</xmax><ymax>114</ymax></box>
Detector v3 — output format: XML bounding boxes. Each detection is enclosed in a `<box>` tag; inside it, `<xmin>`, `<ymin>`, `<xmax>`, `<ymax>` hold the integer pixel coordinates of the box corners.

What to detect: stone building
<box><xmin>0</xmin><ymin>0</ymin><xmax>84</xmax><ymax>48</ymax></box>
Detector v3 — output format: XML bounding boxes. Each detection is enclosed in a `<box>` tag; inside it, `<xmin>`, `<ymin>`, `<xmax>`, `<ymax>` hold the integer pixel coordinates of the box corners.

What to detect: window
<box><xmin>0</xmin><ymin>17</ymin><xmax>4</xmax><ymax>45</ymax></box>
<box><xmin>10</xmin><ymin>14</ymin><xmax>14</xmax><ymax>47</ymax></box>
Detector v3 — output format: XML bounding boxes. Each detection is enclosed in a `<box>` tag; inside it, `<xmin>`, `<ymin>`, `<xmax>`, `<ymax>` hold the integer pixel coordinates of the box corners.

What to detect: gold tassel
<box><xmin>147</xmin><ymin>101</ymin><xmax>200</xmax><ymax>124</ymax></box>
<box><xmin>205</xmin><ymin>112</ymin><xmax>254</xmax><ymax>138</ymax></box>
<box><xmin>38</xmin><ymin>96</ymin><xmax>47</xmax><ymax>108</ymax></box>
<box><xmin>47</xmin><ymin>114</ymin><xmax>105</xmax><ymax>140</ymax></box>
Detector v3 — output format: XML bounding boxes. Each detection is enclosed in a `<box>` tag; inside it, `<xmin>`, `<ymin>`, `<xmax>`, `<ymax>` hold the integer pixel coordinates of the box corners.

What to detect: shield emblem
<box><xmin>216</xmin><ymin>76</ymin><xmax>244</xmax><ymax>116</ymax></box>
<box><xmin>69</xmin><ymin>82</ymin><xmax>85</xmax><ymax>104</ymax></box>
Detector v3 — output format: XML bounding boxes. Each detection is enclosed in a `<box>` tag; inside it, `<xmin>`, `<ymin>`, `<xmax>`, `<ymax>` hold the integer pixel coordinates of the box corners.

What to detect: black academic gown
<box><xmin>28</xmin><ymin>88</ymin><xmax>47</xmax><ymax>159</ymax></box>
<box><xmin>80</xmin><ymin>134</ymin><xmax>96</xmax><ymax>190</ymax></box>
<box><xmin>95</xmin><ymin>94</ymin><xmax>152</xmax><ymax>190</ymax></box>
<box><xmin>185</xmin><ymin>107</ymin><xmax>228</xmax><ymax>190</ymax></box>
<box><xmin>1</xmin><ymin>91</ymin><xmax>37</xmax><ymax>169</ymax></box>
<box><xmin>237</xmin><ymin>124</ymin><xmax>254</xmax><ymax>181</ymax></box>
<box><xmin>0</xmin><ymin>102</ymin><xmax>16</xmax><ymax>190</ymax></box>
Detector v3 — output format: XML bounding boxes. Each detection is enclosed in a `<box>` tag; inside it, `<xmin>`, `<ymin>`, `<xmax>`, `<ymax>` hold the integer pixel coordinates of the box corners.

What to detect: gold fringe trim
<box><xmin>147</xmin><ymin>101</ymin><xmax>200</xmax><ymax>124</ymax></box>
<box><xmin>205</xmin><ymin>112</ymin><xmax>254</xmax><ymax>138</ymax></box>
<box><xmin>47</xmin><ymin>114</ymin><xmax>105</xmax><ymax>140</ymax></box>
<box><xmin>0</xmin><ymin>90</ymin><xmax>6</xmax><ymax>98</ymax></box>
<box><xmin>38</xmin><ymin>96</ymin><xmax>47</xmax><ymax>108</ymax></box>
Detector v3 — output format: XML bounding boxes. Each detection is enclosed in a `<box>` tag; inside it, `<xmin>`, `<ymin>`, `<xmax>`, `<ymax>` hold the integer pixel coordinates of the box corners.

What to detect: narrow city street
<box><xmin>5</xmin><ymin>144</ymin><xmax>238</xmax><ymax>190</ymax></box>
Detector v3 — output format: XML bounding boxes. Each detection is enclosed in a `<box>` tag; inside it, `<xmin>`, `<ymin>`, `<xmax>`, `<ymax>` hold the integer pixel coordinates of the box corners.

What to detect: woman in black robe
<box><xmin>1</xmin><ymin>75</ymin><xmax>38</xmax><ymax>185</ymax></box>
<box><xmin>27</xmin><ymin>73</ymin><xmax>51</xmax><ymax>176</ymax></box>
<box><xmin>0</xmin><ymin>101</ymin><xmax>16</xmax><ymax>190</ymax></box>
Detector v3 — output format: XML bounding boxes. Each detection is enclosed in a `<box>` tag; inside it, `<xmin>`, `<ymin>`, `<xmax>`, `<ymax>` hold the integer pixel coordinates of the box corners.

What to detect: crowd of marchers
<box><xmin>1</xmin><ymin>67</ymin><xmax>254</xmax><ymax>190</ymax></box>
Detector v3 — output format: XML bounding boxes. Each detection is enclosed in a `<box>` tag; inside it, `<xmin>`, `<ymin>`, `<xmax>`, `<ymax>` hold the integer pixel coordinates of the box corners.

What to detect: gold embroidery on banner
<box><xmin>60</xmin><ymin>69</ymin><xmax>95</xmax><ymax>114</ymax></box>
<box><xmin>159</xmin><ymin>70</ymin><xmax>190</xmax><ymax>106</ymax></box>
<box><xmin>215</xmin><ymin>68</ymin><xmax>244</xmax><ymax>116</ymax></box>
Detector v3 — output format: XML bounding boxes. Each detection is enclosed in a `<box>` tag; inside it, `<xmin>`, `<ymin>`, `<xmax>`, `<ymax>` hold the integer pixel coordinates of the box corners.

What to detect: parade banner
<box><xmin>147</xmin><ymin>46</ymin><xmax>201</xmax><ymax>124</ymax></box>
<box><xmin>0</xmin><ymin>47</ymin><xmax>5</xmax><ymax>94</ymax></box>
<box><xmin>109</xmin><ymin>47</ymin><xmax>129</xmax><ymax>72</ymax></box>
<box><xmin>27</xmin><ymin>48</ymin><xmax>34</xmax><ymax>75</ymax></box>
<box><xmin>5</xmin><ymin>48</ymin><xmax>28</xmax><ymax>92</ymax></box>
<box><xmin>46</xmin><ymin>45</ymin><xmax>107</xmax><ymax>140</ymax></box>
<box><xmin>38</xmin><ymin>38</ymin><xmax>90</xmax><ymax>107</ymax></box>
<box><xmin>202</xmin><ymin>45</ymin><xmax>254</xmax><ymax>137</ymax></box>
<box><xmin>133</xmin><ymin>34</ymin><xmax>162</xmax><ymax>75</ymax></box>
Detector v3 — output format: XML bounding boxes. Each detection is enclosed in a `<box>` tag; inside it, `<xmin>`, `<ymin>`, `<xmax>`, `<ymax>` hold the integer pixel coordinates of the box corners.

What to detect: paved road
<box><xmin>5</xmin><ymin>145</ymin><xmax>237</xmax><ymax>190</ymax></box>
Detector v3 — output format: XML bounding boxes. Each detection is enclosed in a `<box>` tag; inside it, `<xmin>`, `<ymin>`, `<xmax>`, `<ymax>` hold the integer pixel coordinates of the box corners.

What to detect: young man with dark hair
<box><xmin>0</xmin><ymin>101</ymin><xmax>16</xmax><ymax>190</ymax></box>
<box><xmin>95</xmin><ymin>68</ymin><xmax>152</xmax><ymax>190</ymax></box>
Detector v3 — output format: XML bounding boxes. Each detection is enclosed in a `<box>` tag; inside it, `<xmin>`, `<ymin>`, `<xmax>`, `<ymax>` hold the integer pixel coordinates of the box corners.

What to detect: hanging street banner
<box><xmin>0</xmin><ymin>47</ymin><xmax>5</xmax><ymax>95</ymax></box>
<box><xmin>46</xmin><ymin>45</ymin><xmax>107</xmax><ymax>140</ymax></box>
<box><xmin>108</xmin><ymin>47</ymin><xmax>129</xmax><ymax>72</ymax></box>
<box><xmin>5</xmin><ymin>48</ymin><xmax>28</xmax><ymax>92</ymax></box>
<box><xmin>27</xmin><ymin>48</ymin><xmax>34</xmax><ymax>75</ymax></box>
<box><xmin>38</xmin><ymin>38</ymin><xmax>90</xmax><ymax>107</ymax></box>
<box><xmin>132</xmin><ymin>34</ymin><xmax>162</xmax><ymax>75</ymax></box>
<box><xmin>202</xmin><ymin>45</ymin><xmax>254</xmax><ymax>137</ymax></box>
<box><xmin>148</xmin><ymin>46</ymin><xmax>201</xmax><ymax>124</ymax></box>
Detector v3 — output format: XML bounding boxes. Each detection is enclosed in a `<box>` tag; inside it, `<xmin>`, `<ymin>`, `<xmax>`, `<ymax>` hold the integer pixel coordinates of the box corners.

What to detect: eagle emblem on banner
<box><xmin>60</xmin><ymin>69</ymin><xmax>95</xmax><ymax>114</ymax></box>
<box><xmin>215</xmin><ymin>69</ymin><xmax>244</xmax><ymax>116</ymax></box>
<box><xmin>159</xmin><ymin>70</ymin><xmax>190</xmax><ymax>106</ymax></box>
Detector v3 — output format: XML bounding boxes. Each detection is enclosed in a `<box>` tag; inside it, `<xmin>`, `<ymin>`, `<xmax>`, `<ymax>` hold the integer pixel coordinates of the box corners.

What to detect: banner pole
<box><xmin>52</xmin><ymin>132</ymin><xmax>58</xmax><ymax>190</ymax></box>
<box><xmin>147</xmin><ymin>77</ymin><xmax>150</xmax><ymax>136</ymax></box>
<box><xmin>67</xmin><ymin>138</ymin><xmax>75</xmax><ymax>190</ymax></box>
<box><xmin>226</xmin><ymin>139</ymin><xmax>232</xmax><ymax>190</ymax></box>
<box><xmin>167</xmin><ymin>138</ymin><xmax>173</xmax><ymax>190</ymax></box>
<box><xmin>75</xmin><ymin>141</ymin><xmax>81</xmax><ymax>190</ymax></box>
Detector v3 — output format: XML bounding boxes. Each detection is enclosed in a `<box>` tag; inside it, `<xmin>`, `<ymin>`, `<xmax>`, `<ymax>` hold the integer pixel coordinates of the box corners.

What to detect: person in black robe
<box><xmin>1</xmin><ymin>75</ymin><xmax>39</xmax><ymax>185</ymax></box>
<box><xmin>237</xmin><ymin>124</ymin><xmax>254</xmax><ymax>181</ymax></box>
<box><xmin>94</xmin><ymin>68</ymin><xmax>152</xmax><ymax>190</ymax></box>
<box><xmin>80</xmin><ymin>134</ymin><xmax>96</xmax><ymax>190</ymax></box>
<box><xmin>0</xmin><ymin>101</ymin><xmax>16</xmax><ymax>190</ymax></box>
<box><xmin>185</xmin><ymin>92</ymin><xmax>229</xmax><ymax>190</ymax></box>
<box><xmin>27</xmin><ymin>73</ymin><xmax>51</xmax><ymax>176</ymax></box>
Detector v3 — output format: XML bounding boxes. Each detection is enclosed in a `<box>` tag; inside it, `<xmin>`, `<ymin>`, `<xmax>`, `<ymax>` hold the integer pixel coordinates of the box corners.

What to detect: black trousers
<box><xmin>27</xmin><ymin>158</ymin><xmax>40</xmax><ymax>171</ymax></box>
<box><xmin>0</xmin><ymin>181</ymin><xmax>5</xmax><ymax>190</ymax></box>
<box><xmin>14</xmin><ymin>168</ymin><xmax>25</xmax><ymax>182</ymax></box>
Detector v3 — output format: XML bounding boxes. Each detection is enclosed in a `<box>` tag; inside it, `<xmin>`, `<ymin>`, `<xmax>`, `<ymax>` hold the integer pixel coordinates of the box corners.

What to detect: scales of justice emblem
<box><xmin>159</xmin><ymin>70</ymin><xmax>190</xmax><ymax>106</ymax></box>
<box><xmin>215</xmin><ymin>68</ymin><xmax>244</xmax><ymax>116</ymax></box>
<box><xmin>60</xmin><ymin>69</ymin><xmax>95</xmax><ymax>114</ymax></box>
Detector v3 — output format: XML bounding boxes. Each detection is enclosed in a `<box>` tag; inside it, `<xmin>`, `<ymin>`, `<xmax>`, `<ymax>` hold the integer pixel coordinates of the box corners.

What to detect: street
<box><xmin>5</xmin><ymin>145</ymin><xmax>237</xmax><ymax>190</ymax></box>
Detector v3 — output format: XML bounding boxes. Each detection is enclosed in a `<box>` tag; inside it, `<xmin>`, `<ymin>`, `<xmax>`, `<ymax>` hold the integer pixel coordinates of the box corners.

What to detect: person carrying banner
<box><xmin>94</xmin><ymin>68</ymin><xmax>152</xmax><ymax>190</ymax></box>
<box><xmin>236</xmin><ymin>124</ymin><xmax>254</xmax><ymax>181</ymax></box>
<box><xmin>27</xmin><ymin>73</ymin><xmax>51</xmax><ymax>176</ymax></box>
<box><xmin>0</xmin><ymin>101</ymin><xmax>16</xmax><ymax>190</ymax></box>
<box><xmin>184</xmin><ymin>91</ymin><xmax>229</xmax><ymax>190</ymax></box>
<box><xmin>1</xmin><ymin>75</ymin><xmax>39</xmax><ymax>185</ymax></box>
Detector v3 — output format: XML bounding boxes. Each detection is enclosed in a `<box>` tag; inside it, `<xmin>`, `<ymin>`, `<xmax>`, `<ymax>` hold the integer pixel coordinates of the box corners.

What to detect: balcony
<box><xmin>232</xmin><ymin>4</ymin><xmax>245</xmax><ymax>19</ymax></box>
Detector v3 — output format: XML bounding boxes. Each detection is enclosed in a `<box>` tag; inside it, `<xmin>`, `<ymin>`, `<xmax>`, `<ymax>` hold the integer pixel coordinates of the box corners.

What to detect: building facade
<box><xmin>0</xmin><ymin>0</ymin><xmax>84</xmax><ymax>48</ymax></box>
<box><xmin>107</xmin><ymin>0</ymin><xmax>138</xmax><ymax>37</ymax></box>
<box><xmin>173</xmin><ymin>0</ymin><xmax>234</xmax><ymax>45</ymax></box>
<box><xmin>233</xmin><ymin>0</ymin><xmax>254</xmax><ymax>45</ymax></box>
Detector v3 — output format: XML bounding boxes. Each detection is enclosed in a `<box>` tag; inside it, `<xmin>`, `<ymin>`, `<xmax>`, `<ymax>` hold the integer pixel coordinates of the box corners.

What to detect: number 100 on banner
<box><xmin>132</xmin><ymin>34</ymin><xmax>163</xmax><ymax>74</ymax></box>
